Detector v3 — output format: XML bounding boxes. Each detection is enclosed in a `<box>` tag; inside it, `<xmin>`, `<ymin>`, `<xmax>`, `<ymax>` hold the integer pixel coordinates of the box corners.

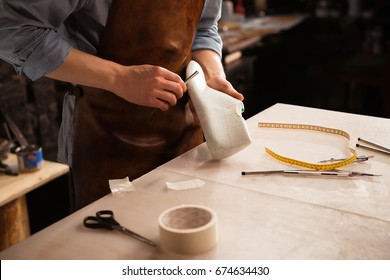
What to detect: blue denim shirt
<box><xmin>0</xmin><ymin>0</ymin><xmax>222</xmax><ymax>165</ymax></box>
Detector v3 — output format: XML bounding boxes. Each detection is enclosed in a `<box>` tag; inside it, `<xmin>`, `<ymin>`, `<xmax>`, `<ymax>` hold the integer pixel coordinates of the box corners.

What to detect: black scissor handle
<box><xmin>83</xmin><ymin>210</ymin><xmax>119</xmax><ymax>230</ymax></box>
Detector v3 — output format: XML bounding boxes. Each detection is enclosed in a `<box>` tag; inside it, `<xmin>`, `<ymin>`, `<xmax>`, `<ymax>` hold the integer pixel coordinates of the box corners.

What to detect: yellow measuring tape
<box><xmin>258</xmin><ymin>122</ymin><xmax>357</xmax><ymax>170</ymax></box>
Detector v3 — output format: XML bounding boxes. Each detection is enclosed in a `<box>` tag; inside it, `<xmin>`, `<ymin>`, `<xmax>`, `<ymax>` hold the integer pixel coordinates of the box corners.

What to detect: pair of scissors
<box><xmin>83</xmin><ymin>210</ymin><xmax>157</xmax><ymax>247</ymax></box>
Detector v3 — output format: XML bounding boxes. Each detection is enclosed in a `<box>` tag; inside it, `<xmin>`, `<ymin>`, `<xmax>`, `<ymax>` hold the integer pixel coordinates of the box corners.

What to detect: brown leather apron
<box><xmin>71</xmin><ymin>0</ymin><xmax>205</xmax><ymax>209</ymax></box>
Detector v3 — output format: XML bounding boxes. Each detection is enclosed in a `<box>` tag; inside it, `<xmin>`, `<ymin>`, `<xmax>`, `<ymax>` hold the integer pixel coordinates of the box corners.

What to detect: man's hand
<box><xmin>206</xmin><ymin>75</ymin><xmax>244</xmax><ymax>101</ymax></box>
<box><xmin>113</xmin><ymin>65</ymin><xmax>186</xmax><ymax>111</ymax></box>
<box><xmin>46</xmin><ymin>48</ymin><xmax>186</xmax><ymax>111</ymax></box>
<box><xmin>192</xmin><ymin>49</ymin><xmax>244</xmax><ymax>102</ymax></box>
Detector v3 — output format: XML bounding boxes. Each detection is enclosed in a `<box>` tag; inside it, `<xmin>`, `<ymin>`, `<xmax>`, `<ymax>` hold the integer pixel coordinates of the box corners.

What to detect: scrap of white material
<box><xmin>186</xmin><ymin>60</ymin><xmax>251</xmax><ymax>160</ymax></box>
<box><xmin>166</xmin><ymin>179</ymin><xmax>205</xmax><ymax>191</ymax></box>
<box><xmin>109</xmin><ymin>176</ymin><xmax>135</xmax><ymax>196</ymax></box>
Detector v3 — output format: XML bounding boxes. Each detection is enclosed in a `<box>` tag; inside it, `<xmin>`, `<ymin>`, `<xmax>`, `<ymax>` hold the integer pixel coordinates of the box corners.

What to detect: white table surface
<box><xmin>1</xmin><ymin>103</ymin><xmax>389</xmax><ymax>260</ymax></box>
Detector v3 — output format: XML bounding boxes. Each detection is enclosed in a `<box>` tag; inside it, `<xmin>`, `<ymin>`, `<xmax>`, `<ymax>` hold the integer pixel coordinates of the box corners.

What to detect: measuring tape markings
<box><xmin>258</xmin><ymin>122</ymin><xmax>358</xmax><ymax>170</ymax></box>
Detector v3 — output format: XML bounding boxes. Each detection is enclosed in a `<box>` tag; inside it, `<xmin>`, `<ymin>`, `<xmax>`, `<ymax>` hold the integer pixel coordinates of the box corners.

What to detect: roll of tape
<box><xmin>158</xmin><ymin>205</ymin><xmax>217</xmax><ymax>255</ymax></box>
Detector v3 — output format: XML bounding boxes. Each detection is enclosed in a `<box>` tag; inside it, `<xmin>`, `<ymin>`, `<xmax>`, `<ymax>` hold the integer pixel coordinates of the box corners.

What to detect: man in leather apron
<box><xmin>0</xmin><ymin>0</ymin><xmax>243</xmax><ymax>210</ymax></box>
<box><xmin>71</xmin><ymin>0</ymin><xmax>207</xmax><ymax>209</ymax></box>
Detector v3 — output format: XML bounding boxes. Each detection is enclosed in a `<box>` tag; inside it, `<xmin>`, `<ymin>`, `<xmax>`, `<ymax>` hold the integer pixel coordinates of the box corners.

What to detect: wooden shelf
<box><xmin>0</xmin><ymin>154</ymin><xmax>69</xmax><ymax>207</ymax></box>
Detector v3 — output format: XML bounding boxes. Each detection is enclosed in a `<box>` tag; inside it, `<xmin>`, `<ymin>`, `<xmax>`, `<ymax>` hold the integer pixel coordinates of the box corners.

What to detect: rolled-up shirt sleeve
<box><xmin>192</xmin><ymin>0</ymin><xmax>223</xmax><ymax>57</ymax></box>
<box><xmin>0</xmin><ymin>0</ymin><xmax>85</xmax><ymax>80</ymax></box>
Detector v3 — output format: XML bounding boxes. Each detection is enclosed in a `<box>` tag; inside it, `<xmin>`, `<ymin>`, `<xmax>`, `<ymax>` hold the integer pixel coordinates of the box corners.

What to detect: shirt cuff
<box><xmin>192</xmin><ymin>22</ymin><xmax>223</xmax><ymax>57</ymax></box>
<box><xmin>192</xmin><ymin>36</ymin><xmax>223</xmax><ymax>57</ymax></box>
<box><xmin>22</xmin><ymin>30</ymin><xmax>73</xmax><ymax>81</ymax></box>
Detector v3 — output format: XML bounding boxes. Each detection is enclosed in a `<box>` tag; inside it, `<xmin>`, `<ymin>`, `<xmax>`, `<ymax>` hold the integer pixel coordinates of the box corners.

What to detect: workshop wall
<box><xmin>0</xmin><ymin>60</ymin><xmax>66</xmax><ymax>161</ymax></box>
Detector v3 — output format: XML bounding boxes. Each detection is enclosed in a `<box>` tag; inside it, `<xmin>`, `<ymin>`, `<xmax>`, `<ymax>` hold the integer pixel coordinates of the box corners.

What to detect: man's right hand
<box><xmin>46</xmin><ymin>48</ymin><xmax>186</xmax><ymax>111</ymax></box>
<box><xmin>113</xmin><ymin>64</ymin><xmax>186</xmax><ymax>111</ymax></box>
